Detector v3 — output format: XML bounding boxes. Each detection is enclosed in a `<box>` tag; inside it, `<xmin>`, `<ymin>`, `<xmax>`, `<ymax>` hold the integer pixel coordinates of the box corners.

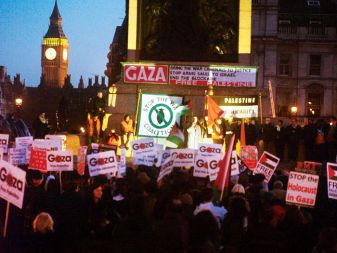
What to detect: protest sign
<box><xmin>156</xmin><ymin>150</ymin><xmax>171</xmax><ymax>167</ymax></box>
<box><xmin>118</xmin><ymin>147</ymin><xmax>127</xmax><ymax>177</ymax></box>
<box><xmin>77</xmin><ymin>146</ymin><xmax>88</xmax><ymax>176</ymax></box>
<box><xmin>131</xmin><ymin>138</ymin><xmax>156</xmax><ymax>156</ymax></box>
<box><xmin>193</xmin><ymin>155</ymin><xmax>210</xmax><ymax>178</ymax></box>
<box><xmin>45</xmin><ymin>135</ymin><xmax>67</xmax><ymax>151</ymax></box>
<box><xmin>29</xmin><ymin>148</ymin><xmax>47</xmax><ymax>172</ymax></box>
<box><xmin>208</xmin><ymin>154</ymin><xmax>225</xmax><ymax>182</ymax></box>
<box><xmin>133</xmin><ymin>154</ymin><xmax>156</xmax><ymax>166</ymax></box>
<box><xmin>87</xmin><ymin>150</ymin><xmax>118</xmax><ymax>177</ymax></box>
<box><xmin>15</xmin><ymin>136</ymin><xmax>33</xmax><ymax>149</ymax></box>
<box><xmin>286</xmin><ymin>171</ymin><xmax>319</xmax><ymax>208</ymax></box>
<box><xmin>254</xmin><ymin>151</ymin><xmax>280</xmax><ymax>182</ymax></box>
<box><xmin>33</xmin><ymin>139</ymin><xmax>59</xmax><ymax>151</ymax></box>
<box><xmin>136</xmin><ymin>94</ymin><xmax>183</xmax><ymax>138</ymax></box>
<box><xmin>230</xmin><ymin>151</ymin><xmax>240</xmax><ymax>176</ymax></box>
<box><xmin>197</xmin><ymin>143</ymin><xmax>223</xmax><ymax>157</ymax></box>
<box><xmin>0</xmin><ymin>134</ymin><xmax>9</xmax><ymax>154</ymax></box>
<box><xmin>0</xmin><ymin>160</ymin><xmax>26</xmax><ymax>209</ymax></box>
<box><xmin>171</xmin><ymin>149</ymin><xmax>195</xmax><ymax>167</ymax></box>
<box><xmin>296</xmin><ymin>161</ymin><xmax>322</xmax><ymax>175</ymax></box>
<box><xmin>240</xmin><ymin>146</ymin><xmax>258</xmax><ymax>170</ymax></box>
<box><xmin>327</xmin><ymin>163</ymin><xmax>337</xmax><ymax>200</ymax></box>
<box><xmin>8</xmin><ymin>148</ymin><xmax>27</xmax><ymax>166</ymax></box>
<box><xmin>158</xmin><ymin>157</ymin><xmax>174</xmax><ymax>181</ymax></box>
<box><xmin>46</xmin><ymin>150</ymin><xmax>73</xmax><ymax>171</ymax></box>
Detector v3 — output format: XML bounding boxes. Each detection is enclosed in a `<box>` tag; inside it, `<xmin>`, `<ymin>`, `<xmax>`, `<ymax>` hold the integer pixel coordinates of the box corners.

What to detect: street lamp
<box><xmin>15</xmin><ymin>98</ymin><xmax>23</xmax><ymax>107</ymax></box>
<box><xmin>290</xmin><ymin>106</ymin><xmax>298</xmax><ymax>115</ymax></box>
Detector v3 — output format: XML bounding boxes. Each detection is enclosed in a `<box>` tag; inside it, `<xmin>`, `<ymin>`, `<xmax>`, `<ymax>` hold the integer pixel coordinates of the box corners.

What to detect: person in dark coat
<box><xmin>274</xmin><ymin>120</ymin><xmax>286</xmax><ymax>161</ymax></box>
<box><xmin>245</xmin><ymin>118</ymin><xmax>258</xmax><ymax>146</ymax></box>
<box><xmin>286</xmin><ymin>118</ymin><xmax>302</xmax><ymax>162</ymax></box>
<box><xmin>303</xmin><ymin>118</ymin><xmax>316</xmax><ymax>161</ymax></box>
<box><xmin>259</xmin><ymin>117</ymin><xmax>275</xmax><ymax>154</ymax></box>
<box><xmin>326</xmin><ymin>116</ymin><xmax>337</xmax><ymax>163</ymax></box>
<box><xmin>32</xmin><ymin>112</ymin><xmax>50</xmax><ymax>139</ymax></box>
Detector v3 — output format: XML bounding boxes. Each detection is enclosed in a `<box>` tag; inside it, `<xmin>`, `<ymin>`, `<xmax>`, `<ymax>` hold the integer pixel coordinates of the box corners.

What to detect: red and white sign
<box><xmin>87</xmin><ymin>150</ymin><xmax>118</xmax><ymax>177</ymax></box>
<box><xmin>240</xmin><ymin>146</ymin><xmax>258</xmax><ymax>170</ymax></box>
<box><xmin>15</xmin><ymin>136</ymin><xmax>33</xmax><ymax>149</ymax></box>
<box><xmin>193</xmin><ymin>155</ymin><xmax>210</xmax><ymax>178</ymax></box>
<box><xmin>208</xmin><ymin>154</ymin><xmax>225</xmax><ymax>182</ymax></box>
<box><xmin>197</xmin><ymin>143</ymin><xmax>222</xmax><ymax>157</ymax></box>
<box><xmin>45</xmin><ymin>135</ymin><xmax>67</xmax><ymax>151</ymax></box>
<box><xmin>156</xmin><ymin>150</ymin><xmax>171</xmax><ymax>167</ymax></box>
<box><xmin>286</xmin><ymin>171</ymin><xmax>319</xmax><ymax>208</ymax></box>
<box><xmin>0</xmin><ymin>134</ymin><xmax>9</xmax><ymax>153</ymax></box>
<box><xmin>169</xmin><ymin>65</ymin><xmax>257</xmax><ymax>87</ymax></box>
<box><xmin>0</xmin><ymin>160</ymin><xmax>26</xmax><ymax>209</ymax></box>
<box><xmin>8</xmin><ymin>148</ymin><xmax>27</xmax><ymax>166</ymax></box>
<box><xmin>158</xmin><ymin>157</ymin><xmax>174</xmax><ymax>182</ymax></box>
<box><xmin>77</xmin><ymin>146</ymin><xmax>88</xmax><ymax>176</ymax></box>
<box><xmin>171</xmin><ymin>149</ymin><xmax>195</xmax><ymax>167</ymax></box>
<box><xmin>46</xmin><ymin>150</ymin><xmax>73</xmax><ymax>172</ymax></box>
<box><xmin>254</xmin><ymin>151</ymin><xmax>280</xmax><ymax>183</ymax></box>
<box><xmin>29</xmin><ymin>148</ymin><xmax>47</xmax><ymax>172</ymax></box>
<box><xmin>123</xmin><ymin>64</ymin><xmax>169</xmax><ymax>84</ymax></box>
<box><xmin>327</xmin><ymin>163</ymin><xmax>337</xmax><ymax>200</ymax></box>
<box><xmin>131</xmin><ymin>138</ymin><xmax>156</xmax><ymax>156</ymax></box>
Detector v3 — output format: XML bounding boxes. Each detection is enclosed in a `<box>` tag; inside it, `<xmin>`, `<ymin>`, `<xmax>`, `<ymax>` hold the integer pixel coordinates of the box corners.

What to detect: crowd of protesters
<box><xmin>0</xmin><ymin>114</ymin><xmax>337</xmax><ymax>253</ymax></box>
<box><xmin>1</xmin><ymin>158</ymin><xmax>337</xmax><ymax>253</ymax></box>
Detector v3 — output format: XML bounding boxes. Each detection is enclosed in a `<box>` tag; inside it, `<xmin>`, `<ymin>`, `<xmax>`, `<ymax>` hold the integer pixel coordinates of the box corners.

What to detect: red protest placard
<box><xmin>29</xmin><ymin>149</ymin><xmax>47</xmax><ymax>172</ymax></box>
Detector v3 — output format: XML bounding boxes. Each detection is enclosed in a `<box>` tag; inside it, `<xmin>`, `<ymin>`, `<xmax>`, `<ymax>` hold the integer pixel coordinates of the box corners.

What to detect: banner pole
<box><xmin>3</xmin><ymin>201</ymin><xmax>10</xmax><ymax>238</ymax></box>
<box><xmin>134</xmin><ymin>88</ymin><xmax>142</xmax><ymax>138</ymax></box>
<box><xmin>258</xmin><ymin>92</ymin><xmax>263</xmax><ymax>124</ymax></box>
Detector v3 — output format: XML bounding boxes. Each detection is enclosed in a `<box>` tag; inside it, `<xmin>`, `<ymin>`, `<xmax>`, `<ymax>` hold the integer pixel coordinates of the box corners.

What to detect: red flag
<box><xmin>206</xmin><ymin>96</ymin><xmax>224</xmax><ymax>126</ymax></box>
<box><xmin>240</xmin><ymin>119</ymin><xmax>246</xmax><ymax>146</ymax></box>
<box><xmin>215</xmin><ymin>135</ymin><xmax>235</xmax><ymax>195</ymax></box>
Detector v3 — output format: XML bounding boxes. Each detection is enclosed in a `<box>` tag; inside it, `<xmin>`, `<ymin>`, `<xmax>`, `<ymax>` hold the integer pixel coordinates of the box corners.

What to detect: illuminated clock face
<box><xmin>45</xmin><ymin>48</ymin><xmax>56</xmax><ymax>60</ymax></box>
<box><xmin>63</xmin><ymin>48</ymin><xmax>68</xmax><ymax>61</ymax></box>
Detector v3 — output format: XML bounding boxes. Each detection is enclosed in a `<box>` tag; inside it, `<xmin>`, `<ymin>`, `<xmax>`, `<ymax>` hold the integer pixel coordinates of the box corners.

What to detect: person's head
<box><xmin>291</xmin><ymin>117</ymin><xmax>297</xmax><ymax>125</ymax></box>
<box><xmin>110</xmin><ymin>128</ymin><xmax>116</xmax><ymax>134</ymax></box>
<box><xmin>192</xmin><ymin>116</ymin><xmax>198</xmax><ymax>124</ymax></box>
<box><xmin>273</xmin><ymin>180</ymin><xmax>284</xmax><ymax>190</ymax></box>
<box><xmin>278</xmin><ymin>119</ymin><xmax>283</xmax><ymax>126</ymax></box>
<box><xmin>91</xmin><ymin>182</ymin><xmax>104</xmax><ymax>202</ymax></box>
<box><xmin>31</xmin><ymin>170</ymin><xmax>43</xmax><ymax>187</ymax></box>
<box><xmin>231</xmin><ymin>184</ymin><xmax>245</xmax><ymax>195</ymax></box>
<box><xmin>201</xmin><ymin>187</ymin><xmax>214</xmax><ymax>203</ymax></box>
<box><xmin>330</xmin><ymin>116</ymin><xmax>337</xmax><ymax>126</ymax></box>
<box><xmin>198</xmin><ymin>117</ymin><xmax>205</xmax><ymax>124</ymax></box>
<box><xmin>124</xmin><ymin>114</ymin><xmax>130</xmax><ymax>122</ymax></box>
<box><xmin>245</xmin><ymin>117</ymin><xmax>250</xmax><ymax>124</ymax></box>
<box><xmin>265</xmin><ymin>117</ymin><xmax>271</xmax><ymax>124</ymax></box>
<box><xmin>39</xmin><ymin>112</ymin><xmax>46</xmax><ymax>118</ymax></box>
<box><xmin>317</xmin><ymin>227</ymin><xmax>337</xmax><ymax>252</ymax></box>
<box><xmin>97</xmin><ymin>91</ymin><xmax>103</xmax><ymax>98</ymax></box>
<box><xmin>32</xmin><ymin>212</ymin><xmax>54</xmax><ymax>234</ymax></box>
<box><xmin>215</xmin><ymin>118</ymin><xmax>222</xmax><ymax>125</ymax></box>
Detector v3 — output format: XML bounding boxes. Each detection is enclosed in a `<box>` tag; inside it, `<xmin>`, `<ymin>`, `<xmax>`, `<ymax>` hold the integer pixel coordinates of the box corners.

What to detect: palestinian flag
<box><xmin>176</xmin><ymin>101</ymin><xmax>192</xmax><ymax>116</ymax></box>
<box><xmin>166</xmin><ymin>124</ymin><xmax>184</xmax><ymax>148</ymax></box>
<box><xmin>259</xmin><ymin>151</ymin><xmax>280</xmax><ymax>170</ymax></box>
<box><xmin>327</xmin><ymin>163</ymin><xmax>337</xmax><ymax>180</ymax></box>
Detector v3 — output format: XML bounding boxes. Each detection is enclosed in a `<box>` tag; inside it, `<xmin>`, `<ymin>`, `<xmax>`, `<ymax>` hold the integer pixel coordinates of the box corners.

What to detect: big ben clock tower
<box><xmin>41</xmin><ymin>0</ymin><xmax>68</xmax><ymax>88</ymax></box>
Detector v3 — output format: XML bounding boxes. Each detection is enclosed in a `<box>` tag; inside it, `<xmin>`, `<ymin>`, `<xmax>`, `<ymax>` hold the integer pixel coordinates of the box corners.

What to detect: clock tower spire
<box><xmin>41</xmin><ymin>0</ymin><xmax>69</xmax><ymax>88</ymax></box>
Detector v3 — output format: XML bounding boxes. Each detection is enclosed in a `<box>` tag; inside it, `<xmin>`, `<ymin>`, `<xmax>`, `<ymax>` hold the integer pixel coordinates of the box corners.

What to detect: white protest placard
<box><xmin>208</xmin><ymin>154</ymin><xmax>224</xmax><ymax>182</ymax></box>
<box><xmin>171</xmin><ymin>149</ymin><xmax>195</xmax><ymax>167</ymax></box>
<box><xmin>230</xmin><ymin>151</ymin><xmax>240</xmax><ymax>176</ymax></box>
<box><xmin>286</xmin><ymin>171</ymin><xmax>319</xmax><ymax>208</ymax></box>
<box><xmin>156</xmin><ymin>150</ymin><xmax>171</xmax><ymax>167</ymax></box>
<box><xmin>45</xmin><ymin>135</ymin><xmax>67</xmax><ymax>151</ymax></box>
<box><xmin>46</xmin><ymin>150</ymin><xmax>73</xmax><ymax>172</ymax></box>
<box><xmin>118</xmin><ymin>147</ymin><xmax>127</xmax><ymax>177</ymax></box>
<box><xmin>197</xmin><ymin>143</ymin><xmax>223</xmax><ymax>157</ymax></box>
<box><xmin>327</xmin><ymin>163</ymin><xmax>337</xmax><ymax>200</ymax></box>
<box><xmin>15</xmin><ymin>136</ymin><xmax>33</xmax><ymax>149</ymax></box>
<box><xmin>131</xmin><ymin>138</ymin><xmax>156</xmax><ymax>156</ymax></box>
<box><xmin>253</xmin><ymin>151</ymin><xmax>280</xmax><ymax>183</ymax></box>
<box><xmin>158</xmin><ymin>157</ymin><xmax>174</xmax><ymax>181</ymax></box>
<box><xmin>87</xmin><ymin>150</ymin><xmax>118</xmax><ymax>177</ymax></box>
<box><xmin>33</xmin><ymin>139</ymin><xmax>59</xmax><ymax>151</ymax></box>
<box><xmin>193</xmin><ymin>155</ymin><xmax>210</xmax><ymax>178</ymax></box>
<box><xmin>8</xmin><ymin>148</ymin><xmax>27</xmax><ymax>166</ymax></box>
<box><xmin>0</xmin><ymin>134</ymin><xmax>9</xmax><ymax>153</ymax></box>
<box><xmin>133</xmin><ymin>154</ymin><xmax>156</xmax><ymax>166</ymax></box>
<box><xmin>0</xmin><ymin>160</ymin><xmax>26</xmax><ymax>209</ymax></box>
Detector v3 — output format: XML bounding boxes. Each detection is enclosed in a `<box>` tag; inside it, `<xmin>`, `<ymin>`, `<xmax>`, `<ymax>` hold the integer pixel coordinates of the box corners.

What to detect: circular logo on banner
<box><xmin>148</xmin><ymin>103</ymin><xmax>173</xmax><ymax>129</ymax></box>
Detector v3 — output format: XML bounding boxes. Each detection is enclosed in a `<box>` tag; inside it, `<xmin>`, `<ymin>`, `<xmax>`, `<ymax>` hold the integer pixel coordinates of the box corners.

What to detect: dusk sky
<box><xmin>0</xmin><ymin>0</ymin><xmax>125</xmax><ymax>86</ymax></box>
